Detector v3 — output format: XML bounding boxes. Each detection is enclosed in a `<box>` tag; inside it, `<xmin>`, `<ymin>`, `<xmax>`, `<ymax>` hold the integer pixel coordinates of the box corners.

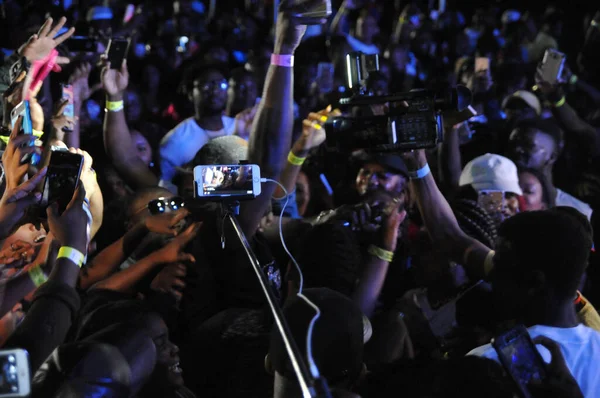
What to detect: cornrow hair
<box><xmin>451</xmin><ymin>199</ymin><xmax>498</xmax><ymax>249</ymax></box>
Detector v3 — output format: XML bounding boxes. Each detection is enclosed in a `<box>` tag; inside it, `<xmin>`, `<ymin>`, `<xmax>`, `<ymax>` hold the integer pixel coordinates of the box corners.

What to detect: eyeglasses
<box><xmin>136</xmin><ymin>197</ymin><xmax>186</xmax><ymax>215</ymax></box>
<box><xmin>195</xmin><ymin>79</ymin><xmax>228</xmax><ymax>93</ymax></box>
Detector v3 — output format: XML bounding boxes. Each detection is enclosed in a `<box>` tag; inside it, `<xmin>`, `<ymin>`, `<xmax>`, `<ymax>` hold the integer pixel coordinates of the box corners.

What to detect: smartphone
<box><xmin>67</xmin><ymin>36</ymin><xmax>100</xmax><ymax>53</ymax></box>
<box><xmin>0</xmin><ymin>349</ymin><xmax>30</xmax><ymax>397</ymax></box>
<box><xmin>475</xmin><ymin>57</ymin><xmax>490</xmax><ymax>72</ymax></box>
<box><xmin>492</xmin><ymin>325</ymin><xmax>547</xmax><ymax>398</ymax></box>
<box><xmin>193</xmin><ymin>164</ymin><xmax>261</xmax><ymax>200</ymax></box>
<box><xmin>41</xmin><ymin>151</ymin><xmax>84</xmax><ymax>215</ymax></box>
<box><xmin>539</xmin><ymin>49</ymin><xmax>566</xmax><ymax>85</ymax></box>
<box><xmin>291</xmin><ymin>0</ymin><xmax>332</xmax><ymax>23</ymax></box>
<box><xmin>105</xmin><ymin>38</ymin><xmax>131</xmax><ymax>69</ymax></box>
<box><xmin>317</xmin><ymin>62</ymin><xmax>334</xmax><ymax>94</ymax></box>
<box><xmin>61</xmin><ymin>84</ymin><xmax>74</xmax><ymax>124</ymax></box>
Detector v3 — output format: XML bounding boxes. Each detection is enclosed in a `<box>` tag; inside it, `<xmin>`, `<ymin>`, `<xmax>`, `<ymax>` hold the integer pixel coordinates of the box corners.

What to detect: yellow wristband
<box><xmin>105</xmin><ymin>100</ymin><xmax>124</xmax><ymax>112</ymax></box>
<box><xmin>28</xmin><ymin>265</ymin><xmax>48</xmax><ymax>287</ymax></box>
<box><xmin>57</xmin><ymin>246</ymin><xmax>85</xmax><ymax>268</ymax></box>
<box><xmin>287</xmin><ymin>151</ymin><xmax>306</xmax><ymax>166</ymax></box>
<box><xmin>554</xmin><ymin>97</ymin><xmax>566</xmax><ymax>108</ymax></box>
<box><xmin>32</xmin><ymin>129</ymin><xmax>44</xmax><ymax>138</ymax></box>
<box><xmin>368</xmin><ymin>245</ymin><xmax>394</xmax><ymax>262</ymax></box>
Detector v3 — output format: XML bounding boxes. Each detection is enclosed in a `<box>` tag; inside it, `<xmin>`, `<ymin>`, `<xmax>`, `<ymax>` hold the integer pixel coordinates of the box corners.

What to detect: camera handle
<box><xmin>219</xmin><ymin>201</ymin><xmax>331</xmax><ymax>398</ymax></box>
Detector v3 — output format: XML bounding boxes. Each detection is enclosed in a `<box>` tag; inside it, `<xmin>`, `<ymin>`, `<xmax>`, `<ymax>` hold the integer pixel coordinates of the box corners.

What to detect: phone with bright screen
<box><xmin>106</xmin><ymin>38</ymin><xmax>131</xmax><ymax>69</ymax></box>
<box><xmin>492</xmin><ymin>325</ymin><xmax>547</xmax><ymax>398</ymax></box>
<box><xmin>0</xmin><ymin>349</ymin><xmax>30</xmax><ymax>397</ymax></box>
<box><xmin>10</xmin><ymin>101</ymin><xmax>40</xmax><ymax>165</ymax></box>
<box><xmin>539</xmin><ymin>49</ymin><xmax>566</xmax><ymax>85</ymax></box>
<box><xmin>61</xmin><ymin>83</ymin><xmax>74</xmax><ymax>117</ymax></box>
<box><xmin>41</xmin><ymin>151</ymin><xmax>84</xmax><ymax>215</ymax></box>
<box><xmin>193</xmin><ymin>164</ymin><xmax>261</xmax><ymax>200</ymax></box>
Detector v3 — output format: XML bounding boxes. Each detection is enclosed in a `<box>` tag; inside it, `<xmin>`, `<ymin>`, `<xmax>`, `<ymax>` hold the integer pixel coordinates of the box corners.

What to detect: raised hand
<box><xmin>1</xmin><ymin>117</ymin><xmax>42</xmax><ymax>190</ymax></box>
<box><xmin>19</xmin><ymin>17</ymin><xmax>74</xmax><ymax>64</ymax></box>
<box><xmin>144</xmin><ymin>209</ymin><xmax>190</xmax><ymax>236</ymax></box>
<box><xmin>275</xmin><ymin>0</ymin><xmax>330</xmax><ymax>54</ymax></box>
<box><xmin>151</xmin><ymin>222</ymin><xmax>201</xmax><ymax>265</ymax></box>
<box><xmin>47</xmin><ymin>183</ymin><xmax>88</xmax><ymax>253</ymax></box>
<box><xmin>293</xmin><ymin>106</ymin><xmax>341</xmax><ymax>154</ymax></box>
<box><xmin>101</xmin><ymin>61</ymin><xmax>129</xmax><ymax>99</ymax></box>
<box><xmin>51</xmin><ymin>100</ymin><xmax>77</xmax><ymax>133</ymax></box>
<box><xmin>67</xmin><ymin>148</ymin><xmax>96</xmax><ymax>200</ymax></box>
<box><xmin>0</xmin><ymin>168</ymin><xmax>46</xmax><ymax>240</ymax></box>
<box><xmin>69</xmin><ymin>63</ymin><xmax>92</xmax><ymax>105</ymax></box>
<box><xmin>150</xmin><ymin>263</ymin><xmax>187</xmax><ymax>301</ymax></box>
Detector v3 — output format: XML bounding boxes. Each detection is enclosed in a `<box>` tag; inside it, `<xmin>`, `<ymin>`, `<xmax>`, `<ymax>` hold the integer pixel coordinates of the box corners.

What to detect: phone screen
<box><xmin>41</xmin><ymin>151</ymin><xmax>83</xmax><ymax>215</ymax></box>
<box><xmin>198</xmin><ymin>165</ymin><xmax>256</xmax><ymax>198</ymax></box>
<box><xmin>61</xmin><ymin>84</ymin><xmax>74</xmax><ymax>119</ymax></box>
<box><xmin>494</xmin><ymin>328</ymin><xmax>547</xmax><ymax>397</ymax></box>
<box><xmin>0</xmin><ymin>352</ymin><xmax>22</xmax><ymax>394</ymax></box>
<box><xmin>106</xmin><ymin>38</ymin><xmax>130</xmax><ymax>69</ymax></box>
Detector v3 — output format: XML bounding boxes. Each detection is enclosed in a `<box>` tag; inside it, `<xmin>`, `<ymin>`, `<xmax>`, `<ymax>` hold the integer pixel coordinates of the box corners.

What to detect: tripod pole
<box><xmin>225</xmin><ymin>211</ymin><xmax>318</xmax><ymax>398</ymax></box>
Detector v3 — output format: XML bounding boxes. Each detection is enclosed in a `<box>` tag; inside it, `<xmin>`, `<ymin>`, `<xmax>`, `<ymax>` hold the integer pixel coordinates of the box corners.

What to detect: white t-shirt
<box><xmin>556</xmin><ymin>189</ymin><xmax>593</xmax><ymax>221</ymax></box>
<box><xmin>159</xmin><ymin>116</ymin><xmax>235</xmax><ymax>183</ymax></box>
<box><xmin>468</xmin><ymin>324</ymin><xmax>600</xmax><ymax>397</ymax></box>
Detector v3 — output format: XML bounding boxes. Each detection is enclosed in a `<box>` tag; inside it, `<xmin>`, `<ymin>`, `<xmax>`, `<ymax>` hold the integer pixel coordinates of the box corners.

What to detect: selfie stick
<box><xmin>221</xmin><ymin>202</ymin><xmax>330</xmax><ymax>398</ymax></box>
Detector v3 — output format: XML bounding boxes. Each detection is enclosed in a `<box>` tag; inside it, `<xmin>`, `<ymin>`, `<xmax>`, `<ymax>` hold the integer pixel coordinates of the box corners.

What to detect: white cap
<box><xmin>459</xmin><ymin>153</ymin><xmax>523</xmax><ymax>195</ymax></box>
<box><xmin>502</xmin><ymin>90</ymin><xmax>542</xmax><ymax>116</ymax></box>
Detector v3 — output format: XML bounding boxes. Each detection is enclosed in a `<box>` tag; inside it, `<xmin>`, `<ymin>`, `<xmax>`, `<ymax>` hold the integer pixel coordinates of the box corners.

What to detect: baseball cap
<box><xmin>459</xmin><ymin>153</ymin><xmax>523</xmax><ymax>195</ymax></box>
<box><xmin>501</xmin><ymin>90</ymin><xmax>541</xmax><ymax>116</ymax></box>
<box><xmin>355</xmin><ymin>151</ymin><xmax>410</xmax><ymax>179</ymax></box>
<box><xmin>269</xmin><ymin>288</ymin><xmax>364</xmax><ymax>385</ymax></box>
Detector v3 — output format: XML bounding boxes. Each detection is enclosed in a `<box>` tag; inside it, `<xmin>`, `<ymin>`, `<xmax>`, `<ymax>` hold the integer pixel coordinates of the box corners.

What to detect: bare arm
<box><xmin>439</xmin><ymin>123</ymin><xmax>463</xmax><ymax>194</ymax></box>
<box><xmin>404</xmin><ymin>150</ymin><xmax>491</xmax><ymax>281</ymax></box>
<box><xmin>90</xmin><ymin>222</ymin><xmax>199</xmax><ymax>294</ymax></box>
<box><xmin>79</xmin><ymin>222</ymin><xmax>147</xmax><ymax>290</ymax></box>
<box><xmin>238</xmin><ymin>2</ymin><xmax>323</xmax><ymax>238</ymax></box>
<box><xmin>102</xmin><ymin>62</ymin><xmax>158</xmax><ymax>189</ymax></box>
<box><xmin>552</xmin><ymin>101</ymin><xmax>600</xmax><ymax>155</ymax></box>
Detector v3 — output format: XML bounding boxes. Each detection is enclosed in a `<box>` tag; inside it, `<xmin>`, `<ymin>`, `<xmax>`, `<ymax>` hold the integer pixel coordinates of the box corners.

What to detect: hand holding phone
<box><xmin>60</xmin><ymin>84</ymin><xmax>75</xmax><ymax>132</ymax></box>
<box><xmin>41</xmin><ymin>151</ymin><xmax>84</xmax><ymax>216</ymax></box>
<box><xmin>492</xmin><ymin>325</ymin><xmax>547</xmax><ymax>398</ymax></box>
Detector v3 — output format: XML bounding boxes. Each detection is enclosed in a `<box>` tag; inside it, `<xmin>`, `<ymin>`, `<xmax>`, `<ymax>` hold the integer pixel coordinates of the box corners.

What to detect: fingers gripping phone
<box><xmin>0</xmin><ymin>349</ymin><xmax>30</xmax><ymax>397</ymax></box>
<box><xmin>193</xmin><ymin>164</ymin><xmax>261</xmax><ymax>200</ymax></box>
<box><xmin>41</xmin><ymin>151</ymin><xmax>84</xmax><ymax>215</ymax></box>
<box><xmin>492</xmin><ymin>325</ymin><xmax>547</xmax><ymax>398</ymax></box>
<box><xmin>539</xmin><ymin>49</ymin><xmax>566</xmax><ymax>85</ymax></box>
<box><xmin>105</xmin><ymin>38</ymin><xmax>131</xmax><ymax>69</ymax></box>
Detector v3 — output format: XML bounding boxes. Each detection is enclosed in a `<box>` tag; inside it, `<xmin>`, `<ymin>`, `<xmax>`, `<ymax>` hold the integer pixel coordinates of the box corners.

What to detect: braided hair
<box><xmin>451</xmin><ymin>198</ymin><xmax>498</xmax><ymax>249</ymax></box>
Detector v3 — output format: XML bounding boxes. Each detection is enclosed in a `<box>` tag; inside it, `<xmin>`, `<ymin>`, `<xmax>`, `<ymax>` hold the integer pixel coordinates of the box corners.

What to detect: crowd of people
<box><xmin>0</xmin><ymin>0</ymin><xmax>599</xmax><ymax>396</ymax></box>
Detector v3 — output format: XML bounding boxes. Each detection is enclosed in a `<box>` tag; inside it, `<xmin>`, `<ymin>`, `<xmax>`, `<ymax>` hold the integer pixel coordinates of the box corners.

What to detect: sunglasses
<box><xmin>138</xmin><ymin>197</ymin><xmax>186</xmax><ymax>215</ymax></box>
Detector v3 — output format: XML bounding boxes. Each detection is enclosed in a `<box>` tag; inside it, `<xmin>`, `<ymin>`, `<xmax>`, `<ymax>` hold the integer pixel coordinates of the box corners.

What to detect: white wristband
<box><xmin>271</xmin><ymin>54</ymin><xmax>294</xmax><ymax>67</ymax></box>
<box><xmin>408</xmin><ymin>163</ymin><xmax>431</xmax><ymax>180</ymax></box>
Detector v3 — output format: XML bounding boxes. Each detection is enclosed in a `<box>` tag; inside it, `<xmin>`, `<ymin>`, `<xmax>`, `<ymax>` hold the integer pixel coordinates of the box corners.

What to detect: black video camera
<box><xmin>325</xmin><ymin>52</ymin><xmax>472</xmax><ymax>152</ymax></box>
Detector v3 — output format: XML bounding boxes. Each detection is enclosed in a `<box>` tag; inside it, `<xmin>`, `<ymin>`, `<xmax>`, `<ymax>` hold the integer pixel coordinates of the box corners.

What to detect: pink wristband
<box><xmin>271</xmin><ymin>54</ymin><xmax>294</xmax><ymax>67</ymax></box>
